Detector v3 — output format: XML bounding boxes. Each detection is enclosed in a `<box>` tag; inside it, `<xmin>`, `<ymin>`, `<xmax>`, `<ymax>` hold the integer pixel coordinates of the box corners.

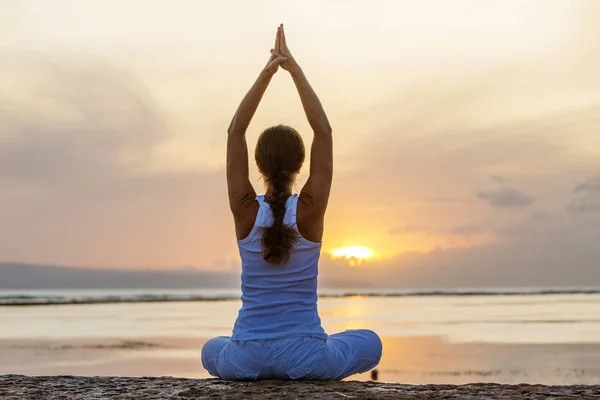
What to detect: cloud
<box><xmin>389</xmin><ymin>225</ymin><xmax>430</xmax><ymax>235</ymax></box>
<box><xmin>0</xmin><ymin>54</ymin><xmax>236</xmax><ymax>268</ymax></box>
<box><xmin>390</xmin><ymin>223</ymin><xmax>488</xmax><ymax>237</ymax></box>
<box><xmin>574</xmin><ymin>176</ymin><xmax>600</xmax><ymax>193</ymax></box>
<box><xmin>325</xmin><ymin>69</ymin><xmax>600</xmax><ymax>263</ymax></box>
<box><xmin>447</xmin><ymin>224</ymin><xmax>488</xmax><ymax>236</ymax></box>
<box><xmin>568</xmin><ymin>175</ymin><xmax>600</xmax><ymax>213</ymax></box>
<box><xmin>476</xmin><ymin>187</ymin><xmax>534</xmax><ymax>208</ymax></box>
<box><xmin>345</xmin><ymin>173</ymin><xmax>600</xmax><ymax>289</ymax></box>
<box><xmin>0</xmin><ymin>55</ymin><xmax>166</xmax><ymax>188</ymax></box>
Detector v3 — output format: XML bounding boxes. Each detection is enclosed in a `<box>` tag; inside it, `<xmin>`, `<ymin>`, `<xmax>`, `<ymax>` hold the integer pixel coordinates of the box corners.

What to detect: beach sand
<box><xmin>2</xmin><ymin>335</ymin><xmax>599</xmax><ymax>385</ymax></box>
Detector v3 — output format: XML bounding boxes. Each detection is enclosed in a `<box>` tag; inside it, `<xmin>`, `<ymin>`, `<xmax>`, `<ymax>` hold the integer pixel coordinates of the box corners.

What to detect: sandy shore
<box><xmin>1</xmin><ymin>375</ymin><xmax>599</xmax><ymax>399</ymax></box>
<box><xmin>2</xmin><ymin>336</ymin><xmax>600</xmax><ymax>385</ymax></box>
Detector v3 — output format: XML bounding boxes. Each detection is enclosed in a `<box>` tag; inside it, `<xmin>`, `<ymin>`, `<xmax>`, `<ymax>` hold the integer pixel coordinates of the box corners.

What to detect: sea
<box><xmin>1</xmin><ymin>288</ymin><xmax>599</xmax><ymax>384</ymax></box>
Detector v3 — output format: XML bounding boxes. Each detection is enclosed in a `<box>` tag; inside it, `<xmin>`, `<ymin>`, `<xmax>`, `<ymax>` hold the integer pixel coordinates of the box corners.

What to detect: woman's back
<box><xmin>233</xmin><ymin>194</ymin><xmax>326</xmax><ymax>341</ymax></box>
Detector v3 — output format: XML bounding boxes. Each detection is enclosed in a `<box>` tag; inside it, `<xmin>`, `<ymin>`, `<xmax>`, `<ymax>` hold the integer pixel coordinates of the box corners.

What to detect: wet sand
<box><xmin>2</xmin><ymin>335</ymin><xmax>599</xmax><ymax>385</ymax></box>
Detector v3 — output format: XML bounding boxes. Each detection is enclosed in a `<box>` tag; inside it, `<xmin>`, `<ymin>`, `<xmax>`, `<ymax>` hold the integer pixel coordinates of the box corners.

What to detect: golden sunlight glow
<box><xmin>330</xmin><ymin>246</ymin><xmax>374</xmax><ymax>260</ymax></box>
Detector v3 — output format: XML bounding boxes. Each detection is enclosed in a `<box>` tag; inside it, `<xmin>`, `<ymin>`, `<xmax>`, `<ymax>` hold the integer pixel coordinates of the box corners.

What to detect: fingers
<box><xmin>275</xmin><ymin>26</ymin><xmax>281</xmax><ymax>53</ymax></box>
<box><xmin>265</xmin><ymin>50</ymin><xmax>277</xmax><ymax>66</ymax></box>
<box><xmin>269</xmin><ymin>50</ymin><xmax>287</xmax><ymax>65</ymax></box>
<box><xmin>266</xmin><ymin>49</ymin><xmax>287</xmax><ymax>71</ymax></box>
<box><xmin>280</xmin><ymin>23</ymin><xmax>287</xmax><ymax>49</ymax></box>
<box><xmin>266</xmin><ymin>58</ymin><xmax>280</xmax><ymax>71</ymax></box>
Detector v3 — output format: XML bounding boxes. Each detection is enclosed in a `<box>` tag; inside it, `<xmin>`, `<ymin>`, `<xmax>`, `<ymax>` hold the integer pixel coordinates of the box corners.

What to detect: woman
<box><xmin>201</xmin><ymin>24</ymin><xmax>382</xmax><ymax>381</ymax></box>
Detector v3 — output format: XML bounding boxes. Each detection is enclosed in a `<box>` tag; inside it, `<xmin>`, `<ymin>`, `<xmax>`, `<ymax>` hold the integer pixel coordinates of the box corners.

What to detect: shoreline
<box><xmin>1</xmin><ymin>375</ymin><xmax>599</xmax><ymax>399</ymax></box>
<box><xmin>2</xmin><ymin>288</ymin><xmax>600</xmax><ymax>306</ymax></box>
<box><xmin>3</xmin><ymin>336</ymin><xmax>600</xmax><ymax>385</ymax></box>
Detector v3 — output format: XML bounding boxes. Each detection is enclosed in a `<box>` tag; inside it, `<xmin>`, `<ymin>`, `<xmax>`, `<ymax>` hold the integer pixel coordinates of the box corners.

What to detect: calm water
<box><xmin>1</xmin><ymin>289</ymin><xmax>599</xmax><ymax>343</ymax></box>
<box><xmin>1</xmin><ymin>289</ymin><xmax>599</xmax><ymax>383</ymax></box>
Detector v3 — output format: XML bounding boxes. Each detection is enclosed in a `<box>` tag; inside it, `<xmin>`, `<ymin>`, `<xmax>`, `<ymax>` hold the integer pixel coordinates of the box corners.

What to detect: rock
<box><xmin>0</xmin><ymin>375</ymin><xmax>599</xmax><ymax>399</ymax></box>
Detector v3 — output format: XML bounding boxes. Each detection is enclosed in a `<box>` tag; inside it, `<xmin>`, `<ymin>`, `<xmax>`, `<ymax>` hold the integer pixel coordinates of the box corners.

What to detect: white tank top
<box><xmin>232</xmin><ymin>194</ymin><xmax>326</xmax><ymax>341</ymax></box>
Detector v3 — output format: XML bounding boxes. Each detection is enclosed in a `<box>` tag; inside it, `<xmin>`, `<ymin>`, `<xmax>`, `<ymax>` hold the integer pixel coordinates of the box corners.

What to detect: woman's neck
<box><xmin>265</xmin><ymin>189</ymin><xmax>292</xmax><ymax>202</ymax></box>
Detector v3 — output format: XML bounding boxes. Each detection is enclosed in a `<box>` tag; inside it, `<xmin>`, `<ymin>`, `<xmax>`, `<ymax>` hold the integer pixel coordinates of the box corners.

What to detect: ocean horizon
<box><xmin>1</xmin><ymin>287</ymin><xmax>599</xmax><ymax>306</ymax></box>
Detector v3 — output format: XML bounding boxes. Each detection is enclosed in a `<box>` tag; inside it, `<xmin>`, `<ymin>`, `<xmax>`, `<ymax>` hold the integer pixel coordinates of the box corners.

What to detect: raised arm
<box><xmin>278</xmin><ymin>25</ymin><xmax>333</xmax><ymax>229</ymax></box>
<box><xmin>227</xmin><ymin>31</ymin><xmax>287</xmax><ymax>239</ymax></box>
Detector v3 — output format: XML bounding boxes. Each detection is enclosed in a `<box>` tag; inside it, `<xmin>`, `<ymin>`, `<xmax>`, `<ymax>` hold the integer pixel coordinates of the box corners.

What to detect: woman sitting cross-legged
<box><xmin>201</xmin><ymin>24</ymin><xmax>382</xmax><ymax>381</ymax></box>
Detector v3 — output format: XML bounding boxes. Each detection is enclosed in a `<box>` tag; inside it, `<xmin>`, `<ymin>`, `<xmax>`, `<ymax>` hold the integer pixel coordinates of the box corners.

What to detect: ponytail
<box><xmin>255</xmin><ymin>124</ymin><xmax>305</xmax><ymax>265</ymax></box>
<box><xmin>261</xmin><ymin>172</ymin><xmax>298</xmax><ymax>264</ymax></box>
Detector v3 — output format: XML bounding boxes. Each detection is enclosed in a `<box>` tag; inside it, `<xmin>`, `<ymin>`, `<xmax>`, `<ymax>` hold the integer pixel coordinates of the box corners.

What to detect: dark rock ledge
<box><xmin>1</xmin><ymin>375</ymin><xmax>599</xmax><ymax>399</ymax></box>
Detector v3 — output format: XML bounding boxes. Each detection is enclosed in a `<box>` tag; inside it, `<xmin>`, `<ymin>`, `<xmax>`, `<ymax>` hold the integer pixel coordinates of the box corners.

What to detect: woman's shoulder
<box><xmin>296</xmin><ymin>192</ymin><xmax>325</xmax><ymax>243</ymax></box>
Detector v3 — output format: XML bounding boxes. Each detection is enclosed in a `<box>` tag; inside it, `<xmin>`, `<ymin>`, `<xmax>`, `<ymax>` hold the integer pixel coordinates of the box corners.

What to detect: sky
<box><xmin>1</xmin><ymin>0</ymin><xmax>599</xmax><ymax>286</ymax></box>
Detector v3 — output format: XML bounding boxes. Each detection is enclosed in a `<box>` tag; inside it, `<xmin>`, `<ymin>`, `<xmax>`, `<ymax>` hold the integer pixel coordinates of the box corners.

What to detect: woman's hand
<box><xmin>276</xmin><ymin>24</ymin><xmax>300</xmax><ymax>73</ymax></box>
<box><xmin>263</xmin><ymin>25</ymin><xmax>288</xmax><ymax>76</ymax></box>
<box><xmin>263</xmin><ymin>49</ymin><xmax>287</xmax><ymax>76</ymax></box>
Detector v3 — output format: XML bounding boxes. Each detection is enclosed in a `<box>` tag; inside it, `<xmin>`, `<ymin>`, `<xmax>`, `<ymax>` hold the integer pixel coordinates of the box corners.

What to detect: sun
<box><xmin>331</xmin><ymin>246</ymin><xmax>373</xmax><ymax>259</ymax></box>
<box><xmin>330</xmin><ymin>246</ymin><xmax>374</xmax><ymax>265</ymax></box>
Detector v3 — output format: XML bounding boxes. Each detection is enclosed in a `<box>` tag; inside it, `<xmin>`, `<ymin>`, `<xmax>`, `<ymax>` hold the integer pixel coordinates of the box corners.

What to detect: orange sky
<box><xmin>1</xmin><ymin>1</ymin><xmax>599</xmax><ymax>282</ymax></box>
